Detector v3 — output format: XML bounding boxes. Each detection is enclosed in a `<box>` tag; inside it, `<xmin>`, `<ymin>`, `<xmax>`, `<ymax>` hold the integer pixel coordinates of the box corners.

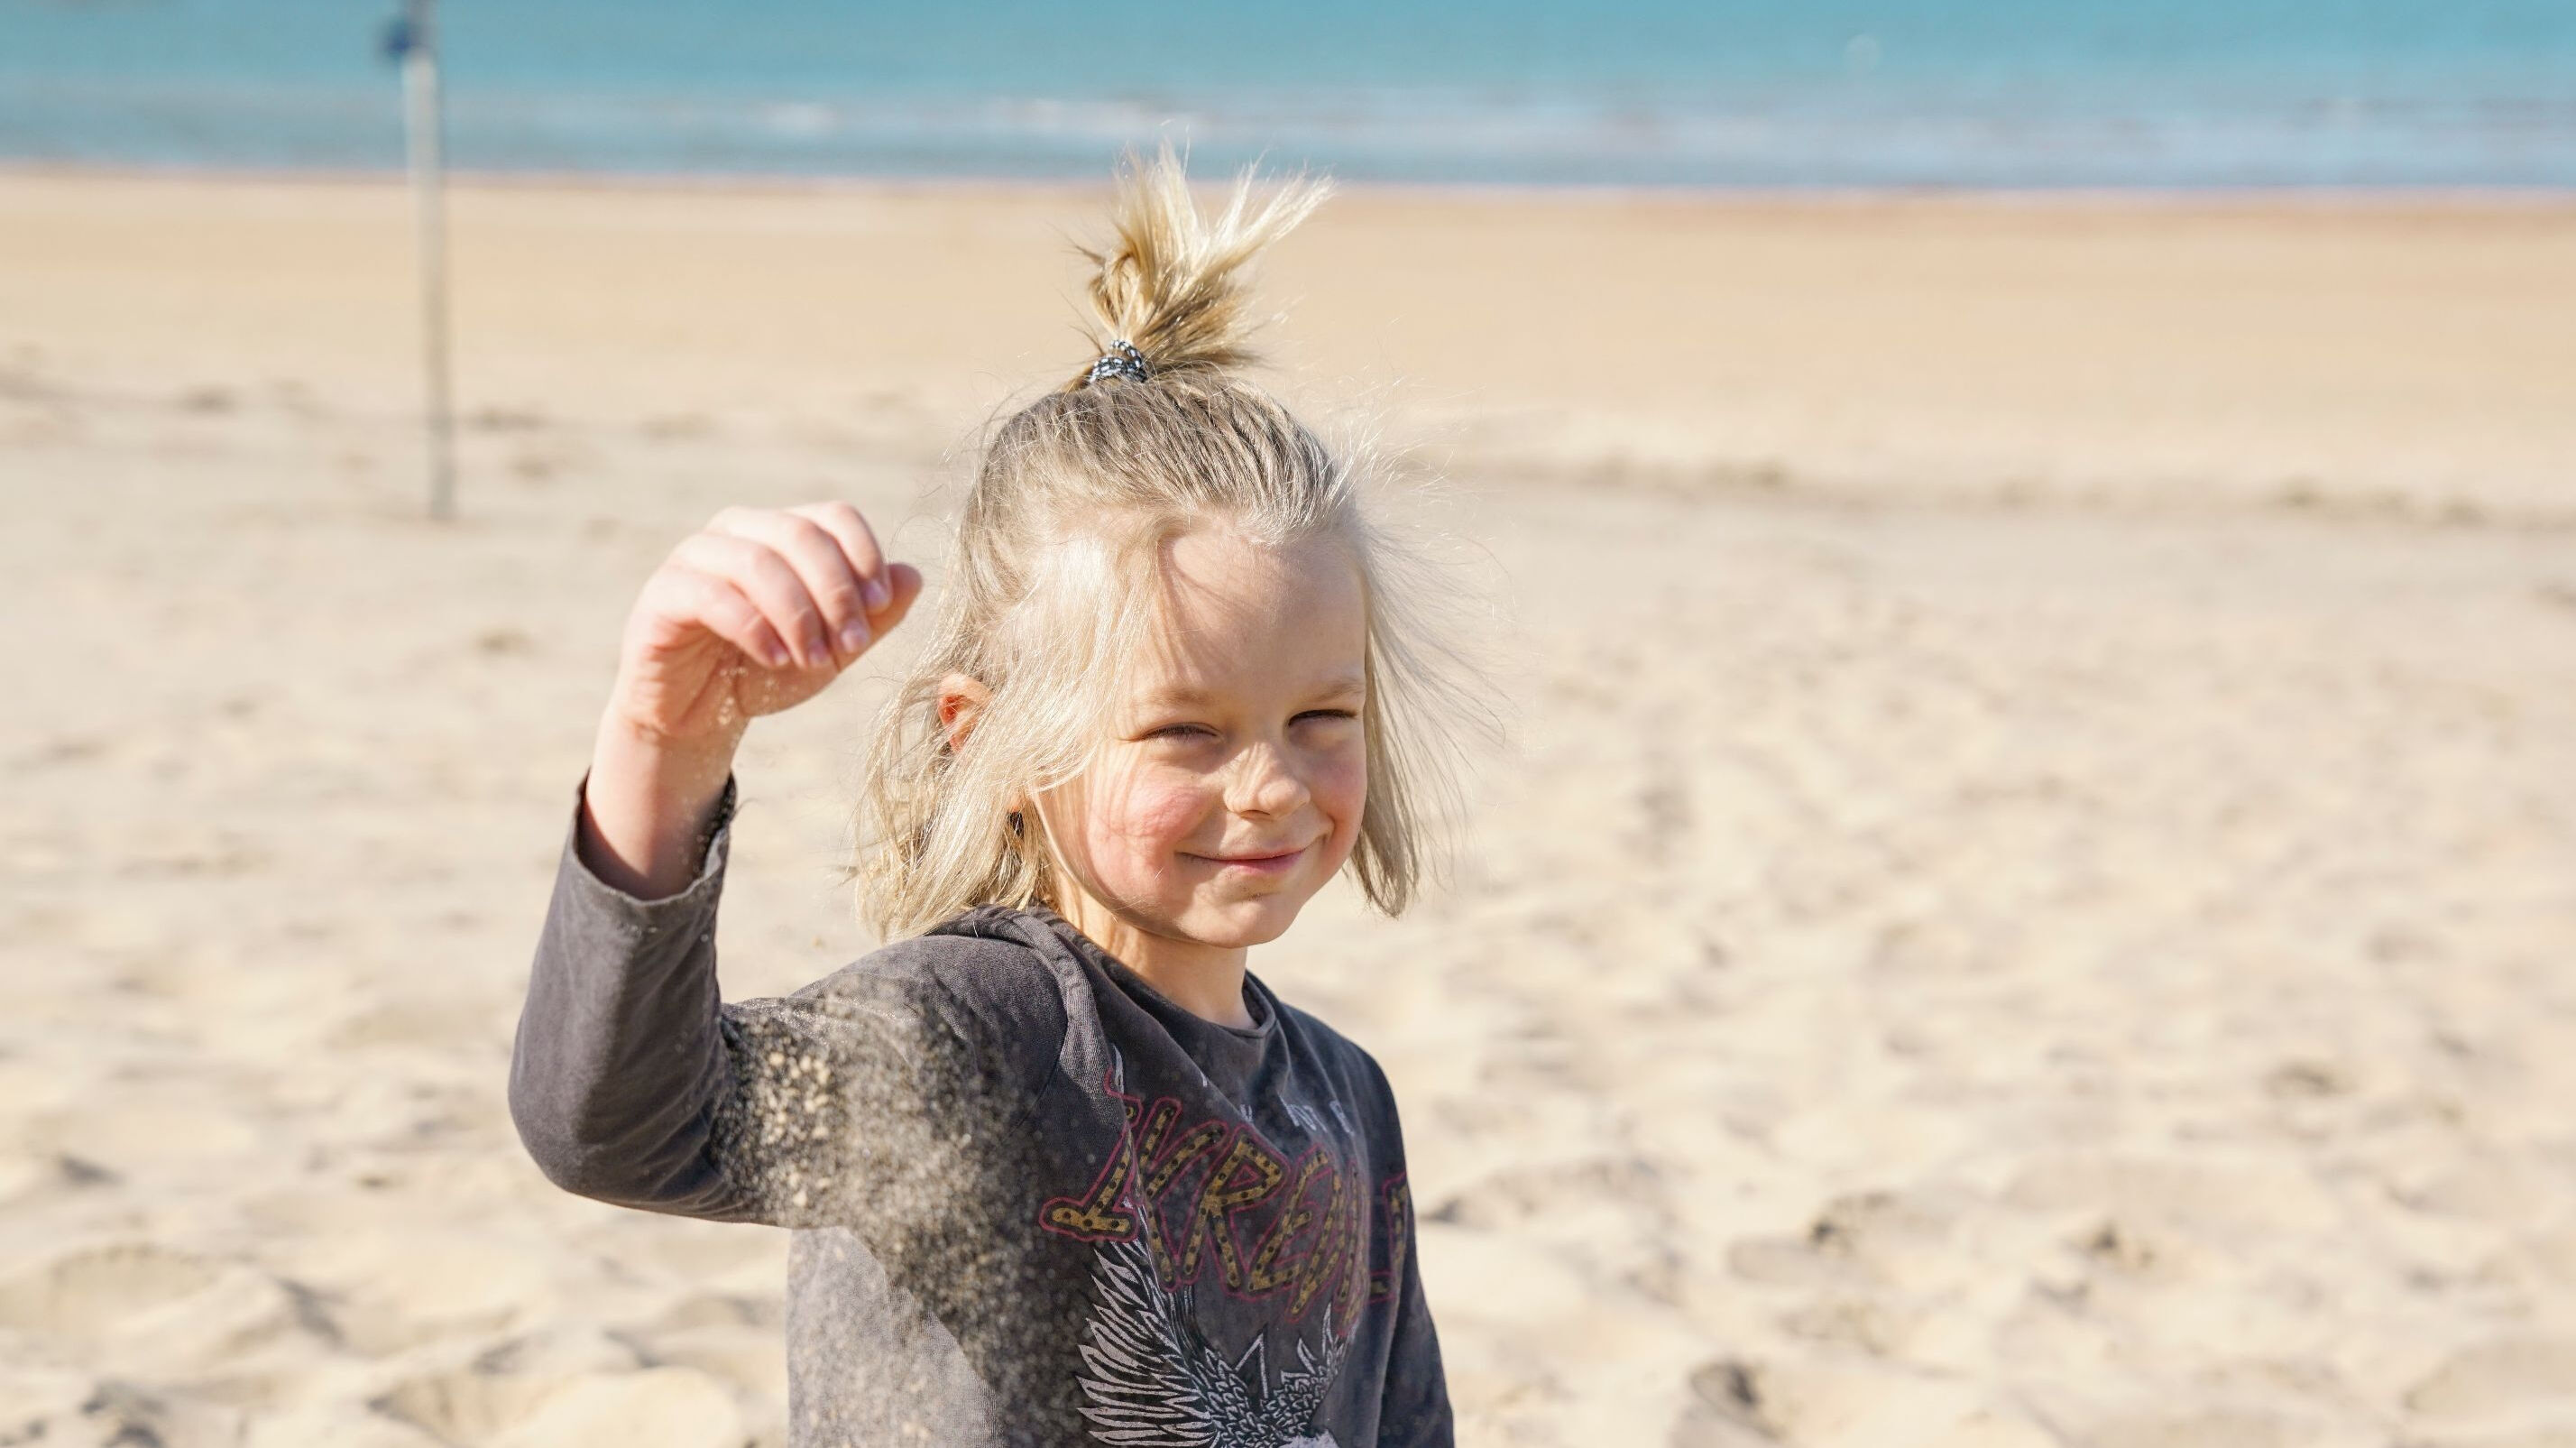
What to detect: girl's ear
<box><xmin>937</xmin><ymin>673</ymin><xmax>991</xmax><ymax>753</ymax></box>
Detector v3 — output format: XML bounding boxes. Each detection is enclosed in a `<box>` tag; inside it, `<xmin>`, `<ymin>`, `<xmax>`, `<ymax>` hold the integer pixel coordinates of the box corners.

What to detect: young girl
<box><xmin>510</xmin><ymin>152</ymin><xmax>1470</xmax><ymax>1447</ymax></box>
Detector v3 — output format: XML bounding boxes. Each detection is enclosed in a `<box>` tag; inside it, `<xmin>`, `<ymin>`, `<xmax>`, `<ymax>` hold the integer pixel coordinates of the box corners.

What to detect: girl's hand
<box><xmin>611</xmin><ymin>503</ymin><xmax>922</xmax><ymax>746</ymax></box>
<box><xmin>580</xmin><ymin>503</ymin><xmax>924</xmax><ymax>898</ymax></box>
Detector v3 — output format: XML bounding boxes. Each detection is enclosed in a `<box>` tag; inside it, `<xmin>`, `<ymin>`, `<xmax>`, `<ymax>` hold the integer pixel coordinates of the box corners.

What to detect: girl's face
<box><xmin>1035</xmin><ymin>526</ymin><xmax>1368</xmax><ymax>980</ymax></box>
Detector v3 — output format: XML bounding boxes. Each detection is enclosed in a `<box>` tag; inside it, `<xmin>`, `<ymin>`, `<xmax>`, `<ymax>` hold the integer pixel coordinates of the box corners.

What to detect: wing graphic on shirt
<box><xmin>1074</xmin><ymin>1236</ymin><xmax>1348</xmax><ymax>1448</ymax></box>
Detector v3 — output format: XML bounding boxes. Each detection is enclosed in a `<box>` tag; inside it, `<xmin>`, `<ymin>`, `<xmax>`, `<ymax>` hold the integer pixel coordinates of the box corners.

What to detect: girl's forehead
<box><xmin>1149</xmin><ymin>531</ymin><xmax>1360</xmax><ymax>627</ymax></box>
<box><xmin>1132</xmin><ymin>607</ymin><xmax>1366</xmax><ymax>687</ymax></box>
<box><xmin>1160</xmin><ymin>523</ymin><xmax>1356</xmax><ymax>590</ymax></box>
<box><xmin>1125</xmin><ymin>532</ymin><xmax>1367</xmax><ymax>698</ymax></box>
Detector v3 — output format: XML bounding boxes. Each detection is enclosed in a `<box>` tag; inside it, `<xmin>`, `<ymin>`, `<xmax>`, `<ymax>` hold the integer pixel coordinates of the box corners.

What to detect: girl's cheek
<box><xmin>1316</xmin><ymin>748</ymin><xmax>1368</xmax><ymax>832</ymax></box>
<box><xmin>1094</xmin><ymin>763</ymin><xmax>1214</xmax><ymax>855</ymax></box>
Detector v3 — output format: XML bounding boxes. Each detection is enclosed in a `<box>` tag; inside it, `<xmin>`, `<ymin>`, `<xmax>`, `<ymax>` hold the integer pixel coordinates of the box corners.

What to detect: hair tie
<box><xmin>1084</xmin><ymin>339</ymin><xmax>1152</xmax><ymax>386</ymax></box>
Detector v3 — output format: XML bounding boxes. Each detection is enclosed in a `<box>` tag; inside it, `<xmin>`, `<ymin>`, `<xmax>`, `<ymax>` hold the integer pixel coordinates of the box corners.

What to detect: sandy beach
<box><xmin>4</xmin><ymin>171</ymin><xmax>2574</xmax><ymax>1447</ymax></box>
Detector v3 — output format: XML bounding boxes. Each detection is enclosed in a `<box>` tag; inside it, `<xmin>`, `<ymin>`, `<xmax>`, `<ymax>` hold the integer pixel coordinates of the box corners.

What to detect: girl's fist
<box><xmin>609</xmin><ymin>503</ymin><xmax>924</xmax><ymax>747</ymax></box>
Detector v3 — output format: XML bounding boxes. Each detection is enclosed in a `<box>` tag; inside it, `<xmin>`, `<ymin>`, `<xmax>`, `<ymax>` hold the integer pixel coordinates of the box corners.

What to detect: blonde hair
<box><xmin>857</xmin><ymin>146</ymin><xmax>1487</xmax><ymax>938</ymax></box>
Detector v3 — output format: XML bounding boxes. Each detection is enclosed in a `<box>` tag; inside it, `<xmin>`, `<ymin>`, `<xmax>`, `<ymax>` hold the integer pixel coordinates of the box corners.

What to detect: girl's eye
<box><xmin>1148</xmin><ymin>723</ymin><xmax>1216</xmax><ymax>741</ymax></box>
<box><xmin>1293</xmin><ymin>709</ymin><xmax>1359</xmax><ymax>727</ymax></box>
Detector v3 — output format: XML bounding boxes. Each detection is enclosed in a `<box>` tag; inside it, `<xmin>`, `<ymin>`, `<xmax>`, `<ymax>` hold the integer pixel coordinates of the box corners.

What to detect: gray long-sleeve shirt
<box><xmin>509</xmin><ymin>784</ymin><xmax>1453</xmax><ymax>1447</ymax></box>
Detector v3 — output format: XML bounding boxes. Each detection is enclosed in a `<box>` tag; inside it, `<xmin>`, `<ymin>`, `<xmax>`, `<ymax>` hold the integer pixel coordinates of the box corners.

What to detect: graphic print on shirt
<box><xmin>1076</xmin><ymin>1234</ymin><xmax>1348</xmax><ymax>1447</ymax></box>
<box><xmin>1041</xmin><ymin>1074</ymin><xmax>1415</xmax><ymax>1446</ymax></box>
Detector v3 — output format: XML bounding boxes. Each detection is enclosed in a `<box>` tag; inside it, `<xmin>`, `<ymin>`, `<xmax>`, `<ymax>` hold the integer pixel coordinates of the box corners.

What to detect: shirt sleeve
<box><xmin>506</xmin><ymin>777</ymin><xmax>1063</xmax><ymax>1230</ymax></box>
<box><xmin>1366</xmin><ymin>1075</ymin><xmax>1456</xmax><ymax>1445</ymax></box>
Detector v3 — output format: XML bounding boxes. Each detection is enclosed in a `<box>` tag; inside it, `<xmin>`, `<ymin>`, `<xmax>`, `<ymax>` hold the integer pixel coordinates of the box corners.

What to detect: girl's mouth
<box><xmin>1187</xmin><ymin>844</ymin><xmax>1308</xmax><ymax>875</ymax></box>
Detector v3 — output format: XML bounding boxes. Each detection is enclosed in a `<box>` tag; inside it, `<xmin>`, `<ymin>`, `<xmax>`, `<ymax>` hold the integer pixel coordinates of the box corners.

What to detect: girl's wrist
<box><xmin>579</xmin><ymin>712</ymin><xmax>743</xmax><ymax>899</ymax></box>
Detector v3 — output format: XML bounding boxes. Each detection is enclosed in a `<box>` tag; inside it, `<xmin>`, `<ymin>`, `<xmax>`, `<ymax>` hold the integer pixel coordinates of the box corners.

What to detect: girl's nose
<box><xmin>1226</xmin><ymin>741</ymin><xmax>1311</xmax><ymax>819</ymax></box>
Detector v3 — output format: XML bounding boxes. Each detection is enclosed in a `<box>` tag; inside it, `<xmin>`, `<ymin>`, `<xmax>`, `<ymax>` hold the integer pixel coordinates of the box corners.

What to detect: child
<box><xmin>511</xmin><ymin>151</ymin><xmax>1472</xmax><ymax>1448</ymax></box>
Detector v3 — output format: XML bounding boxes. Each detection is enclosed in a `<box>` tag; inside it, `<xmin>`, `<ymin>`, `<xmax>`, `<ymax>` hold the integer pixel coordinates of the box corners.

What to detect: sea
<box><xmin>3</xmin><ymin>0</ymin><xmax>2572</xmax><ymax>189</ymax></box>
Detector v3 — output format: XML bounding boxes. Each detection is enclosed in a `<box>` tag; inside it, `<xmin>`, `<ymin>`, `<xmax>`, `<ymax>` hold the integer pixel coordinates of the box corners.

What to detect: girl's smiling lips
<box><xmin>1183</xmin><ymin>844</ymin><xmax>1311</xmax><ymax>874</ymax></box>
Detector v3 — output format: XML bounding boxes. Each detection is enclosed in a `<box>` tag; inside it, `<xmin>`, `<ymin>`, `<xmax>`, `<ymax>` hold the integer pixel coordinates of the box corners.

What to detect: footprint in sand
<box><xmin>373</xmin><ymin>1369</ymin><xmax>557</xmax><ymax>1443</ymax></box>
<box><xmin>2005</xmin><ymin>1154</ymin><xmax>2338</xmax><ymax>1238</ymax></box>
<box><xmin>282</xmin><ymin>1231</ymin><xmax>559</xmax><ymax>1356</ymax></box>
<box><xmin>0</xmin><ymin>1240</ymin><xmax>327</xmax><ymax>1373</ymax></box>
<box><xmin>0</xmin><ymin>1240</ymin><xmax>220</xmax><ymax>1343</ymax></box>
<box><xmin>2405</xmin><ymin>1335</ymin><xmax>2576</xmax><ymax>1423</ymax></box>
<box><xmin>1670</xmin><ymin>1355</ymin><xmax>1997</xmax><ymax>1446</ymax></box>
<box><xmin>1726</xmin><ymin>1185</ymin><xmax>1975</xmax><ymax>1296</ymax></box>
<box><xmin>375</xmin><ymin>1366</ymin><xmax>744</xmax><ymax>1448</ymax></box>
<box><xmin>1426</xmin><ymin>1154</ymin><xmax>1670</xmax><ymax>1231</ymax></box>
<box><xmin>2074</xmin><ymin>1406</ymin><xmax>2335</xmax><ymax>1448</ymax></box>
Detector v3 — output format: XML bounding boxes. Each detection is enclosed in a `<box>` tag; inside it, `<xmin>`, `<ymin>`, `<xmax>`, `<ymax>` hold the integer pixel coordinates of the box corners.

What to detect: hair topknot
<box><xmin>1063</xmin><ymin>144</ymin><xmax>1333</xmax><ymax>391</ymax></box>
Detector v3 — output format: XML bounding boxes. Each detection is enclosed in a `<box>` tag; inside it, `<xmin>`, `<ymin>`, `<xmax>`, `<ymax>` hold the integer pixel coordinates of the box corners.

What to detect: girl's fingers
<box><xmin>671</xmin><ymin>531</ymin><xmax>833</xmax><ymax>669</ymax></box>
<box><xmin>654</xmin><ymin>567</ymin><xmax>790</xmax><ymax>669</ymax></box>
<box><xmin>786</xmin><ymin>502</ymin><xmax>892</xmax><ymax>615</ymax></box>
<box><xmin>709</xmin><ymin>508</ymin><xmax>875</xmax><ymax>660</ymax></box>
<box><xmin>876</xmin><ymin>561</ymin><xmax>926</xmax><ymax>632</ymax></box>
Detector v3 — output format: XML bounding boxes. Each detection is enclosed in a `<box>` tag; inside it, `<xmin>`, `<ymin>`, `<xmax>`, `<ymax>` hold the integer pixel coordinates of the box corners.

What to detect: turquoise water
<box><xmin>4</xmin><ymin>0</ymin><xmax>2572</xmax><ymax>186</ymax></box>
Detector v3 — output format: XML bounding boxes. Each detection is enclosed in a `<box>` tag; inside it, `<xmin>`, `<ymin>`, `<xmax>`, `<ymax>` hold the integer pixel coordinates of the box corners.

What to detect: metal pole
<box><xmin>400</xmin><ymin>0</ymin><xmax>456</xmax><ymax>520</ymax></box>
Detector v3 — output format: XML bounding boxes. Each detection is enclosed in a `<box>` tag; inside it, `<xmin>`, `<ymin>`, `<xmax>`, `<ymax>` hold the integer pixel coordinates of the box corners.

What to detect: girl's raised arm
<box><xmin>509</xmin><ymin>503</ymin><xmax>934</xmax><ymax>1223</ymax></box>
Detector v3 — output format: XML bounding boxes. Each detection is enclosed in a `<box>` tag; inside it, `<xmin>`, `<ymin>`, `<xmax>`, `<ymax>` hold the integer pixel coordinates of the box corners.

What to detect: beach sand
<box><xmin>3</xmin><ymin>171</ymin><xmax>2573</xmax><ymax>1447</ymax></box>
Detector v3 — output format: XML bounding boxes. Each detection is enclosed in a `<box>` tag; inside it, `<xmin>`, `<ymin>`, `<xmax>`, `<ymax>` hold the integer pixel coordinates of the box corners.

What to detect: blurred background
<box><xmin>5</xmin><ymin>0</ymin><xmax>2576</xmax><ymax>185</ymax></box>
<box><xmin>4</xmin><ymin>4</ymin><xmax>2575</xmax><ymax>1447</ymax></box>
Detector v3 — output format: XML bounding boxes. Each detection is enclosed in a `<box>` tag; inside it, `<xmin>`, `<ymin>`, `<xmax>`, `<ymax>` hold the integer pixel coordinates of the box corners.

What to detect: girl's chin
<box><xmin>1172</xmin><ymin>893</ymin><xmax>1310</xmax><ymax>948</ymax></box>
